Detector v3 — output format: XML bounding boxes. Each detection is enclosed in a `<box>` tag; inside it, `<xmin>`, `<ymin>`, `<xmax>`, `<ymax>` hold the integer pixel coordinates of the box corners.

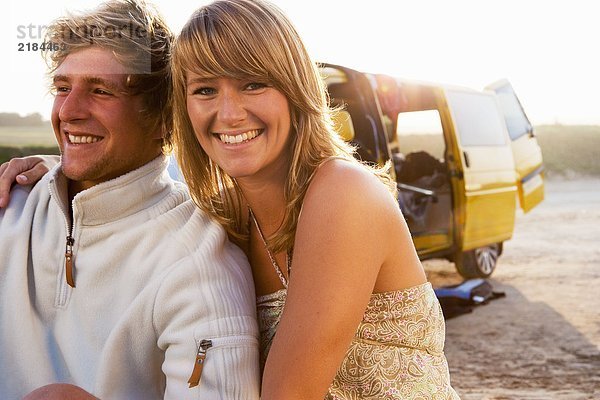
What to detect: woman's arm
<box><xmin>260</xmin><ymin>160</ymin><xmax>422</xmax><ymax>399</ymax></box>
<box><xmin>0</xmin><ymin>155</ymin><xmax>59</xmax><ymax>208</ymax></box>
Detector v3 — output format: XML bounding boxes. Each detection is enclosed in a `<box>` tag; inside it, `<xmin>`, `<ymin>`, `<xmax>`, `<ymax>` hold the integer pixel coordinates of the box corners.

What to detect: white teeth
<box><xmin>69</xmin><ymin>134</ymin><xmax>101</xmax><ymax>144</ymax></box>
<box><xmin>218</xmin><ymin>129</ymin><xmax>261</xmax><ymax>144</ymax></box>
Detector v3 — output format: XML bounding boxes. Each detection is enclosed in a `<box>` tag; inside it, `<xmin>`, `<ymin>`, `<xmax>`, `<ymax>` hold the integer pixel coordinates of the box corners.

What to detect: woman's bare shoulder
<box><xmin>305</xmin><ymin>159</ymin><xmax>396</xmax><ymax>212</ymax></box>
<box><xmin>296</xmin><ymin>159</ymin><xmax>401</xmax><ymax>248</ymax></box>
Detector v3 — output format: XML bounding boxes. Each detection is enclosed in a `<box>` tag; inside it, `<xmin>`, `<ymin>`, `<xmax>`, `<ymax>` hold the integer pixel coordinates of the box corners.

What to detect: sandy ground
<box><xmin>424</xmin><ymin>177</ymin><xmax>600</xmax><ymax>400</ymax></box>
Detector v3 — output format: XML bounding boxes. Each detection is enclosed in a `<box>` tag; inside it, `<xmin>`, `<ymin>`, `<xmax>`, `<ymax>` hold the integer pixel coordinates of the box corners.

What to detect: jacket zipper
<box><xmin>48</xmin><ymin>181</ymin><xmax>76</xmax><ymax>304</ymax></box>
<box><xmin>188</xmin><ymin>339</ymin><xmax>212</xmax><ymax>388</ymax></box>
<box><xmin>65</xmin><ymin>235</ymin><xmax>75</xmax><ymax>287</ymax></box>
<box><xmin>187</xmin><ymin>335</ymin><xmax>258</xmax><ymax>388</ymax></box>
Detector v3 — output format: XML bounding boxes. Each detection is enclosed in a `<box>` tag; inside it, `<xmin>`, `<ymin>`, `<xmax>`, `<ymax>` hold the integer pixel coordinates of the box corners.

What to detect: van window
<box><xmin>494</xmin><ymin>86</ymin><xmax>533</xmax><ymax>141</ymax></box>
<box><xmin>327</xmin><ymin>79</ymin><xmax>384</xmax><ymax>164</ymax></box>
<box><xmin>396</xmin><ymin>110</ymin><xmax>445</xmax><ymax>160</ymax></box>
<box><xmin>447</xmin><ymin>91</ymin><xmax>506</xmax><ymax>146</ymax></box>
<box><xmin>394</xmin><ymin>109</ymin><xmax>447</xmax><ymax>188</ymax></box>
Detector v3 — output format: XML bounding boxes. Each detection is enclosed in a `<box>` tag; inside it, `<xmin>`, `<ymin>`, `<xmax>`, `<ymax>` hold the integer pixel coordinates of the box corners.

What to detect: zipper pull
<box><xmin>188</xmin><ymin>339</ymin><xmax>212</xmax><ymax>388</ymax></box>
<box><xmin>65</xmin><ymin>236</ymin><xmax>75</xmax><ymax>288</ymax></box>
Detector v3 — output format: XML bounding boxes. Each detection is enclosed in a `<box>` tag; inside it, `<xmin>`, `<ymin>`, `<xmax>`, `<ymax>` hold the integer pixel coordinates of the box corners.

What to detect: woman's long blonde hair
<box><xmin>172</xmin><ymin>0</ymin><xmax>393</xmax><ymax>253</ymax></box>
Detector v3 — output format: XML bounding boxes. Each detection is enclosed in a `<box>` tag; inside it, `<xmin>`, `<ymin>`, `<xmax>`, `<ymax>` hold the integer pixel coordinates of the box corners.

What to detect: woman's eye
<box><xmin>245</xmin><ymin>82</ymin><xmax>267</xmax><ymax>91</ymax></box>
<box><xmin>192</xmin><ymin>87</ymin><xmax>216</xmax><ymax>96</ymax></box>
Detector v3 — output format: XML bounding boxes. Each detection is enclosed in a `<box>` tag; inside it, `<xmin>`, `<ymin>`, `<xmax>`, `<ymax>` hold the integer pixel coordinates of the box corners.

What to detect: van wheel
<box><xmin>456</xmin><ymin>243</ymin><xmax>501</xmax><ymax>278</ymax></box>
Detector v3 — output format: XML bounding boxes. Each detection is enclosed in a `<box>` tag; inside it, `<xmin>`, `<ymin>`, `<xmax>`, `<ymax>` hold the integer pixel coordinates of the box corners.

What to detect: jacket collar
<box><xmin>48</xmin><ymin>156</ymin><xmax>176</xmax><ymax>226</ymax></box>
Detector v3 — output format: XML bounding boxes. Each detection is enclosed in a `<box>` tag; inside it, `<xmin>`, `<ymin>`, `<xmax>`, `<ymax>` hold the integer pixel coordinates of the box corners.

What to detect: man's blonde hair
<box><xmin>44</xmin><ymin>0</ymin><xmax>174</xmax><ymax>150</ymax></box>
<box><xmin>172</xmin><ymin>0</ymin><xmax>393</xmax><ymax>252</ymax></box>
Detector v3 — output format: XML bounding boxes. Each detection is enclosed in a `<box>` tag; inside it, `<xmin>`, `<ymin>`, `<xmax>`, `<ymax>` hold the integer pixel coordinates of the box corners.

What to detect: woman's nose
<box><xmin>216</xmin><ymin>90</ymin><xmax>247</xmax><ymax>126</ymax></box>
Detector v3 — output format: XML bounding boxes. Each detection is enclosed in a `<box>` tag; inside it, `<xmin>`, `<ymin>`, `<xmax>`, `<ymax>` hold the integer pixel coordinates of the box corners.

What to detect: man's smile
<box><xmin>67</xmin><ymin>133</ymin><xmax>103</xmax><ymax>144</ymax></box>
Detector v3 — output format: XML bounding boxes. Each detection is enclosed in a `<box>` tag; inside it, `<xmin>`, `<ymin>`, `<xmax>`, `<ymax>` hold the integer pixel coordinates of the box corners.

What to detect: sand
<box><xmin>425</xmin><ymin>177</ymin><xmax>600</xmax><ymax>399</ymax></box>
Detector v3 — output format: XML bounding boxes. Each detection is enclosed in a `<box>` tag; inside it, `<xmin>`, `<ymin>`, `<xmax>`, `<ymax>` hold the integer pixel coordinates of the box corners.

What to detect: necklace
<box><xmin>248</xmin><ymin>207</ymin><xmax>291</xmax><ymax>288</ymax></box>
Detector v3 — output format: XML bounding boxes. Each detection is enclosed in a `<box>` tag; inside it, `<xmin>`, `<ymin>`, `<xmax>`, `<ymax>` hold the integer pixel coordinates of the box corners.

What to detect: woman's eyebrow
<box><xmin>186</xmin><ymin>76</ymin><xmax>216</xmax><ymax>86</ymax></box>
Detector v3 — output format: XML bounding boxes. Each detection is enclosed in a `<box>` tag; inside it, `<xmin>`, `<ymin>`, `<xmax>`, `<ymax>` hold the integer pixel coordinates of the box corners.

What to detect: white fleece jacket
<box><xmin>0</xmin><ymin>156</ymin><xmax>260</xmax><ymax>400</ymax></box>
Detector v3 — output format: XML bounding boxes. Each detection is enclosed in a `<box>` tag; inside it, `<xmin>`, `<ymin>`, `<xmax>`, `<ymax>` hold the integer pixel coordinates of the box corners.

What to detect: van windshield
<box><xmin>494</xmin><ymin>86</ymin><xmax>533</xmax><ymax>141</ymax></box>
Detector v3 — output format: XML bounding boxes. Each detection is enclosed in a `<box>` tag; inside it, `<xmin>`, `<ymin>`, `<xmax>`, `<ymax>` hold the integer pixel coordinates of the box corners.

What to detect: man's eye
<box><xmin>52</xmin><ymin>86</ymin><xmax>70</xmax><ymax>95</ymax></box>
<box><xmin>94</xmin><ymin>88</ymin><xmax>113</xmax><ymax>96</ymax></box>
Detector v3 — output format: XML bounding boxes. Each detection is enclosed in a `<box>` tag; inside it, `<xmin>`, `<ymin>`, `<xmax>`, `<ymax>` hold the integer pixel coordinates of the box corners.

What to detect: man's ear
<box><xmin>151</xmin><ymin>127</ymin><xmax>166</xmax><ymax>140</ymax></box>
<box><xmin>149</xmin><ymin>119</ymin><xmax>169</xmax><ymax>141</ymax></box>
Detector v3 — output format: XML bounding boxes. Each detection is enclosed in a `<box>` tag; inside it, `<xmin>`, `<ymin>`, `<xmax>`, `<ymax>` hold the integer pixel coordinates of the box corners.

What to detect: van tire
<box><xmin>456</xmin><ymin>243</ymin><xmax>501</xmax><ymax>278</ymax></box>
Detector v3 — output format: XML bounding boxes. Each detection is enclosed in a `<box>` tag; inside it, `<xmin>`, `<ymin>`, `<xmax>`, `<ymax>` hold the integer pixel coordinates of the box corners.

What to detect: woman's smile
<box><xmin>215</xmin><ymin>128</ymin><xmax>264</xmax><ymax>145</ymax></box>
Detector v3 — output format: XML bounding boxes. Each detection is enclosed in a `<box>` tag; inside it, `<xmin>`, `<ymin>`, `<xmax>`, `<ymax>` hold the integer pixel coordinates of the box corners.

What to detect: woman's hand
<box><xmin>0</xmin><ymin>155</ymin><xmax>59</xmax><ymax>208</ymax></box>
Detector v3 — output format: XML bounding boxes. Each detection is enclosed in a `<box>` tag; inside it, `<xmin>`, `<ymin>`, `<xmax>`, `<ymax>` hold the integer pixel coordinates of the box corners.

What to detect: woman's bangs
<box><xmin>178</xmin><ymin>16</ymin><xmax>272</xmax><ymax>82</ymax></box>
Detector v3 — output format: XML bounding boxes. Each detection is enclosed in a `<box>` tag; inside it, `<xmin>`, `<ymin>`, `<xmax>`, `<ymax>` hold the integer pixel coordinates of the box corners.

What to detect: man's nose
<box><xmin>58</xmin><ymin>89</ymin><xmax>90</xmax><ymax>122</ymax></box>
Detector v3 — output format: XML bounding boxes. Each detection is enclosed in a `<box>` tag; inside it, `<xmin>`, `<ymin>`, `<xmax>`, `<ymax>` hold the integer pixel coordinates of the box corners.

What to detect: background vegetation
<box><xmin>0</xmin><ymin>119</ymin><xmax>599</xmax><ymax>178</ymax></box>
<box><xmin>0</xmin><ymin>122</ymin><xmax>59</xmax><ymax>163</ymax></box>
<box><xmin>534</xmin><ymin>125</ymin><xmax>600</xmax><ymax>177</ymax></box>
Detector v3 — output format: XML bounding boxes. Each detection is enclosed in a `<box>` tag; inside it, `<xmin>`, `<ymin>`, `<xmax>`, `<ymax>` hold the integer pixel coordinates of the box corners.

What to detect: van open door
<box><xmin>387</xmin><ymin>83</ymin><xmax>455</xmax><ymax>257</ymax></box>
<box><xmin>321</xmin><ymin>64</ymin><xmax>391</xmax><ymax>166</ymax></box>
<box><xmin>486</xmin><ymin>80</ymin><xmax>545</xmax><ymax>213</ymax></box>
<box><xmin>445</xmin><ymin>88</ymin><xmax>518</xmax><ymax>278</ymax></box>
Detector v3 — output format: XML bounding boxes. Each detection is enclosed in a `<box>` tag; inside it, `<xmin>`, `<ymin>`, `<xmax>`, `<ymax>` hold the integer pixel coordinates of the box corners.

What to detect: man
<box><xmin>0</xmin><ymin>1</ymin><xmax>260</xmax><ymax>399</ymax></box>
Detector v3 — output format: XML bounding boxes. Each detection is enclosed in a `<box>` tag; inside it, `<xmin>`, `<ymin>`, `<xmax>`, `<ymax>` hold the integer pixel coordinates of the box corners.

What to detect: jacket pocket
<box><xmin>187</xmin><ymin>334</ymin><xmax>258</xmax><ymax>388</ymax></box>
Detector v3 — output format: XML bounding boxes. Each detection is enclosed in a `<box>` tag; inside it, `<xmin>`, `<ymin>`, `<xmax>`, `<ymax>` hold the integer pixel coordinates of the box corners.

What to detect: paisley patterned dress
<box><xmin>257</xmin><ymin>282</ymin><xmax>460</xmax><ymax>399</ymax></box>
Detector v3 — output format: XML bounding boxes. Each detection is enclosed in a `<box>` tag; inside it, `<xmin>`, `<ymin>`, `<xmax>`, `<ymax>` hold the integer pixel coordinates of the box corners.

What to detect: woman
<box><xmin>172</xmin><ymin>1</ymin><xmax>458</xmax><ymax>398</ymax></box>
<box><xmin>0</xmin><ymin>0</ymin><xmax>459</xmax><ymax>398</ymax></box>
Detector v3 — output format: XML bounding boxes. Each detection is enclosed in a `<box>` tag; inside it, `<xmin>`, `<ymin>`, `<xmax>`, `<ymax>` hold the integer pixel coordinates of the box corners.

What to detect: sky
<box><xmin>2</xmin><ymin>0</ymin><xmax>600</xmax><ymax>126</ymax></box>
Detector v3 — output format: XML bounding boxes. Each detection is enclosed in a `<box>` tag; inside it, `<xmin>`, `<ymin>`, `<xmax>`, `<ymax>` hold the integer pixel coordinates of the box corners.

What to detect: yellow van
<box><xmin>322</xmin><ymin>64</ymin><xmax>545</xmax><ymax>278</ymax></box>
